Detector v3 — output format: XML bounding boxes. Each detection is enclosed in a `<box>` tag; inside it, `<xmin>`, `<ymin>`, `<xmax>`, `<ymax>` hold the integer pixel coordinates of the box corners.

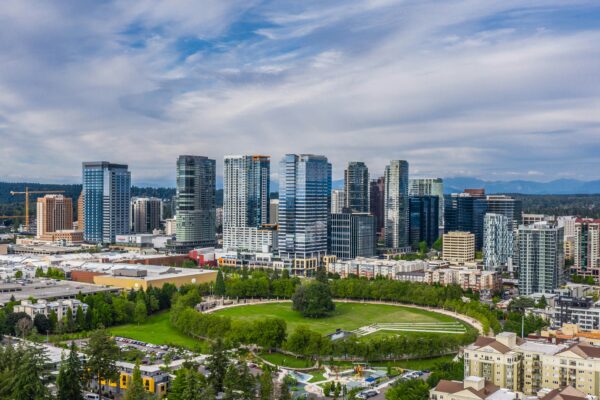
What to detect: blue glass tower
<box><xmin>278</xmin><ymin>154</ymin><xmax>331</xmax><ymax>265</ymax></box>
<box><xmin>82</xmin><ymin>162</ymin><xmax>131</xmax><ymax>243</ymax></box>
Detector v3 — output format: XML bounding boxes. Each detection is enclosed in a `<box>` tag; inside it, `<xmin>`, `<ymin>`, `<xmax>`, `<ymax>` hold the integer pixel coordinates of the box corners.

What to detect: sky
<box><xmin>1</xmin><ymin>0</ymin><xmax>599</xmax><ymax>186</ymax></box>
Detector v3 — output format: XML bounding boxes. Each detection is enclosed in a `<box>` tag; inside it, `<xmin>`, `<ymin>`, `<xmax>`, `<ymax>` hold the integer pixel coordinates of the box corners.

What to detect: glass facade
<box><xmin>175</xmin><ymin>155</ymin><xmax>216</xmax><ymax>248</ymax></box>
<box><xmin>384</xmin><ymin>160</ymin><xmax>409</xmax><ymax>250</ymax></box>
<box><xmin>344</xmin><ymin>161</ymin><xmax>369</xmax><ymax>213</ymax></box>
<box><xmin>408</xmin><ymin>195</ymin><xmax>439</xmax><ymax>249</ymax></box>
<box><xmin>82</xmin><ymin>162</ymin><xmax>131</xmax><ymax>243</ymax></box>
<box><xmin>483</xmin><ymin>213</ymin><xmax>512</xmax><ymax>271</ymax></box>
<box><xmin>278</xmin><ymin>154</ymin><xmax>331</xmax><ymax>261</ymax></box>
<box><xmin>329</xmin><ymin>211</ymin><xmax>375</xmax><ymax>260</ymax></box>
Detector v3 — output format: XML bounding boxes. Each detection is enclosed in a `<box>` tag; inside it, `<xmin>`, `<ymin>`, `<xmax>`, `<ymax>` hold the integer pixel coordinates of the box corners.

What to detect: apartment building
<box><xmin>424</xmin><ymin>268</ymin><xmax>500</xmax><ymax>292</ymax></box>
<box><xmin>464</xmin><ymin>332</ymin><xmax>600</xmax><ymax>397</ymax></box>
<box><xmin>14</xmin><ymin>298</ymin><xmax>88</xmax><ymax>320</ymax></box>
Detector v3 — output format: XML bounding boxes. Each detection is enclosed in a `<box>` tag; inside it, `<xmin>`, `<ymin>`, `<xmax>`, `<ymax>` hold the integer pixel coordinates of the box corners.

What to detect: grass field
<box><xmin>213</xmin><ymin>302</ymin><xmax>459</xmax><ymax>335</ymax></box>
<box><xmin>109</xmin><ymin>311</ymin><xmax>208</xmax><ymax>352</ymax></box>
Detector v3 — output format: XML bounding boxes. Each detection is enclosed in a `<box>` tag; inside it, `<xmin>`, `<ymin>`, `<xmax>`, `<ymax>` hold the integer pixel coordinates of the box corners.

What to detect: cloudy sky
<box><xmin>1</xmin><ymin>0</ymin><xmax>599</xmax><ymax>186</ymax></box>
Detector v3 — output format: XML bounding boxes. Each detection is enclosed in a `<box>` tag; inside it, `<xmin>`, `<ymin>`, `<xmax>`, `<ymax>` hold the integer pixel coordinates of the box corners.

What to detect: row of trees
<box><xmin>385</xmin><ymin>360</ymin><xmax>464</xmax><ymax>400</ymax></box>
<box><xmin>286</xmin><ymin>325</ymin><xmax>477</xmax><ymax>362</ymax></box>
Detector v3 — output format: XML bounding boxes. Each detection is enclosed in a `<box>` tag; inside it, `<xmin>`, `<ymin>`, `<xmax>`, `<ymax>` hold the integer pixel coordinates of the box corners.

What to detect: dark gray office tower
<box><xmin>444</xmin><ymin>189</ymin><xmax>487</xmax><ymax>249</ymax></box>
<box><xmin>174</xmin><ymin>155</ymin><xmax>216</xmax><ymax>251</ymax></box>
<box><xmin>384</xmin><ymin>160</ymin><xmax>410</xmax><ymax>250</ymax></box>
<box><xmin>486</xmin><ymin>195</ymin><xmax>522</xmax><ymax>231</ymax></box>
<box><xmin>409</xmin><ymin>196</ymin><xmax>439</xmax><ymax>249</ymax></box>
<box><xmin>370</xmin><ymin>177</ymin><xmax>385</xmax><ymax>238</ymax></box>
<box><xmin>330</xmin><ymin>210</ymin><xmax>375</xmax><ymax>260</ymax></box>
<box><xmin>345</xmin><ymin>162</ymin><xmax>369</xmax><ymax>213</ymax></box>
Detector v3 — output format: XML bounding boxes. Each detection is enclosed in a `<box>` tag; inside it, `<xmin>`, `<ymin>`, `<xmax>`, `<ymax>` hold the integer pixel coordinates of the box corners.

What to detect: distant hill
<box><xmin>443</xmin><ymin>177</ymin><xmax>600</xmax><ymax>195</ymax></box>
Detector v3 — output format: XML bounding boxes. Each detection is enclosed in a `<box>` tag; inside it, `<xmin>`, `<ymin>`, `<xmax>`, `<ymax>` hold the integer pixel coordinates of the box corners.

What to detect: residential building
<box><xmin>429</xmin><ymin>376</ymin><xmax>516</xmax><ymax>400</ymax></box>
<box><xmin>269</xmin><ymin>199</ymin><xmax>279</xmax><ymax>224</ymax></box>
<box><xmin>174</xmin><ymin>155</ymin><xmax>216</xmax><ymax>251</ymax></box>
<box><xmin>222</xmin><ymin>155</ymin><xmax>271</xmax><ymax>251</ymax></box>
<box><xmin>15</xmin><ymin>298</ymin><xmax>87</xmax><ymax>320</ymax></box>
<box><xmin>464</xmin><ymin>332</ymin><xmax>600</xmax><ymax>397</ymax></box>
<box><xmin>384</xmin><ymin>160</ymin><xmax>410</xmax><ymax>251</ymax></box>
<box><xmin>370</xmin><ymin>177</ymin><xmax>385</xmax><ymax>239</ymax></box>
<box><xmin>518</xmin><ymin>222</ymin><xmax>565</xmax><ymax>296</ymax></box>
<box><xmin>550</xmin><ymin>296</ymin><xmax>600</xmax><ymax>331</ymax></box>
<box><xmin>327</xmin><ymin>257</ymin><xmax>427</xmax><ymax>279</ymax></box>
<box><xmin>445</xmin><ymin>190</ymin><xmax>487</xmax><ymax>249</ymax></box>
<box><xmin>523</xmin><ymin>214</ymin><xmax>550</xmax><ymax>226</ymax></box>
<box><xmin>131</xmin><ymin>197</ymin><xmax>162</xmax><ymax>234</ymax></box>
<box><xmin>558</xmin><ymin>216</ymin><xmax>577</xmax><ymax>239</ymax></box>
<box><xmin>331</xmin><ymin>189</ymin><xmax>347</xmax><ymax>214</ymax></box>
<box><xmin>409</xmin><ymin>178</ymin><xmax>444</xmax><ymax>229</ymax></box>
<box><xmin>424</xmin><ymin>268</ymin><xmax>500</xmax><ymax>292</ymax></box>
<box><xmin>82</xmin><ymin>162</ymin><xmax>131</xmax><ymax>243</ymax></box>
<box><xmin>77</xmin><ymin>192</ymin><xmax>84</xmax><ymax>231</ymax></box>
<box><xmin>36</xmin><ymin>195</ymin><xmax>73</xmax><ymax>239</ymax></box>
<box><xmin>572</xmin><ymin>219</ymin><xmax>600</xmax><ymax>282</ymax></box>
<box><xmin>222</xmin><ymin>226</ymin><xmax>277</xmax><ymax>253</ymax></box>
<box><xmin>408</xmin><ymin>195</ymin><xmax>439</xmax><ymax>249</ymax></box>
<box><xmin>344</xmin><ymin>161</ymin><xmax>369</xmax><ymax>213</ymax></box>
<box><xmin>443</xmin><ymin>231</ymin><xmax>475</xmax><ymax>263</ymax></box>
<box><xmin>278</xmin><ymin>154</ymin><xmax>331</xmax><ymax>275</ymax></box>
<box><xmin>329</xmin><ymin>210</ymin><xmax>375</xmax><ymax>260</ymax></box>
<box><xmin>484</xmin><ymin>213</ymin><xmax>513</xmax><ymax>271</ymax></box>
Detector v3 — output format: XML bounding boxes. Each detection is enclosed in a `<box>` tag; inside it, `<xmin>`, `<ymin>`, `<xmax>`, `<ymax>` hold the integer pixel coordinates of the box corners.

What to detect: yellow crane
<box><xmin>8</xmin><ymin>187</ymin><xmax>65</xmax><ymax>231</ymax></box>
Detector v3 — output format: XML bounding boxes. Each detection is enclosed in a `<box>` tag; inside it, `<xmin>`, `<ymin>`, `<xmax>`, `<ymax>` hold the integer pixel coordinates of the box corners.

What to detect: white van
<box><xmin>84</xmin><ymin>393</ymin><xmax>100</xmax><ymax>400</ymax></box>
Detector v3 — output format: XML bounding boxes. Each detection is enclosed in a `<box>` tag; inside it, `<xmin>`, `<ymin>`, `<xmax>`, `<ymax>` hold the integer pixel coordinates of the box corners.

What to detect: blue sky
<box><xmin>0</xmin><ymin>0</ymin><xmax>599</xmax><ymax>185</ymax></box>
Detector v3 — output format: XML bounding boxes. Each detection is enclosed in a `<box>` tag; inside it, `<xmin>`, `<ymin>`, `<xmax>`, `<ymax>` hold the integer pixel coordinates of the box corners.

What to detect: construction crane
<box><xmin>9</xmin><ymin>187</ymin><xmax>65</xmax><ymax>231</ymax></box>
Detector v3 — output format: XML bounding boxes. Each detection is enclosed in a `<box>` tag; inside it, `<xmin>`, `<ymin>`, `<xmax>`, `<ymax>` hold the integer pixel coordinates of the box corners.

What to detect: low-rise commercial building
<box><xmin>14</xmin><ymin>298</ymin><xmax>87</xmax><ymax>320</ymax></box>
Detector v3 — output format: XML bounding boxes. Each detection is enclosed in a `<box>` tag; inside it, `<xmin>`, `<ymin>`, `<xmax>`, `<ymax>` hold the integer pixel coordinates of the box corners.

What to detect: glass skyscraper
<box><xmin>82</xmin><ymin>161</ymin><xmax>131</xmax><ymax>243</ymax></box>
<box><xmin>278</xmin><ymin>154</ymin><xmax>332</xmax><ymax>265</ymax></box>
<box><xmin>409</xmin><ymin>178</ymin><xmax>444</xmax><ymax>229</ymax></box>
<box><xmin>408</xmin><ymin>195</ymin><xmax>439</xmax><ymax>249</ymax></box>
<box><xmin>384</xmin><ymin>160</ymin><xmax>409</xmax><ymax>250</ymax></box>
<box><xmin>329</xmin><ymin>211</ymin><xmax>375</xmax><ymax>260</ymax></box>
<box><xmin>344</xmin><ymin>161</ymin><xmax>369</xmax><ymax>213</ymax></box>
<box><xmin>175</xmin><ymin>155</ymin><xmax>216</xmax><ymax>249</ymax></box>
<box><xmin>223</xmin><ymin>155</ymin><xmax>272</xmax><ymax>252</ymax></box>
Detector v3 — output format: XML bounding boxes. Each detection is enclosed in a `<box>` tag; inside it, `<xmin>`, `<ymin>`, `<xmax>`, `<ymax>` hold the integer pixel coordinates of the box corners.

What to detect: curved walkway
<box><xmin>204</xmin><ymin>298</ymin><xmax>484</xmax><ymax>335</ymax></box>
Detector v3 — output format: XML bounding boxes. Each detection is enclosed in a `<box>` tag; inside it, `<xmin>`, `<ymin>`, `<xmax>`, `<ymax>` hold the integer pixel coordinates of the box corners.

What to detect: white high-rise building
<box><xmin>409</xmin><ymin>178</ymin><xmax>444</xmax><ymax>229</ymax></box>
<box><xmin>483</xmin><ymin>213</ymin><xmax>512</xmax><ymax>271</ymax></box>
<box><xmin>518</xmin><ymin>222</ymin><xmax>565</xmax><ymax>295</ymax></box>
<box><xmin>223</xmin><ymin>155</ymin><xmax>272</xmax><ymax>252</ymax></box>
<box><xmin>331</xmin><ymin>189</ymin><xmax>346</xmax><ymax>214</ymax></box>
<box><xmin>384</xmin><ymin>160</ymin><xmax>410</xmax><ymax>250</ymax></box>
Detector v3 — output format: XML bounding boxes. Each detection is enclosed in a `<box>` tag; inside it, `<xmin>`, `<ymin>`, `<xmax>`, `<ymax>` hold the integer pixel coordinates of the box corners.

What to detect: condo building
<box><xmin>36</xmin><ymin>194</ymin><xmax>73</xmax><ymax>239</ymax></box>
<box><xmin>483</xmin><ymin>213</ymin><xmax>513</xmax><ymax>272</ymax></box>
<box><xmin>384</xmin><ymin>160</ymin><xmax>410</xmax><ymax>251</ymax></box>
<box><xmin>344</xmin><ymin>161</ymin><xmax>369</xmax><ymax>213</ymax></box>
<box><xmin>174</xmin><ymin>155</ymin><xmax>216</xmax><ymax>251</ymax></box>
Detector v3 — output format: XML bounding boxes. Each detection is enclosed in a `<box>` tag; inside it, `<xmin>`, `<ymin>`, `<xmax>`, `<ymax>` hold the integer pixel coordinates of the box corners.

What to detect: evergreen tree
<box><xmin>259</xmin><ymin>367</ymin><xmax>273</xmax><ymax>400</ymax></box>
<box><xmin>66</xmin><ymin>308</ymin><xmax>75</xmax><ymax>332</ymax></box>
<box><xmin>12</xmin><ymin>345</ymin><xmax>50</xmax><ymax>400</ymax></box>
<box><xmin>49</xmin><ymin>309</ymin><xmax>58</xmax><ymax>333</ymax></box>
<box><xmin>75</xmin><ymin>305</ymin><xmax>86</xmax><ymax>331</ymax></box>
<box><xmin>86</xmin><ymin>329</ymin><xmax>120</xmax><ymax>396</ymax></box>
<box><xmin>125</xmin><ymin>361</ymin><xmax>147</xmax><ymax>400</ymax></box>
<box><xmin>215</xmin><ymin>270</ymin><xmax>226</xmax><ymax>297</ymax></box>
<box><xmin>169</xmin><ymin>367</ymin><xmax>211</xmax><ymax>400</ymax></box>
<box><xmin>57</xmin><ymin>342</ymin><xmax>84</xmax><ymax>400</ymax></box>
<box><xmin>206</xmin><ymin>339</ymin><xmax>229</xmax><ymax>394</ymax></box>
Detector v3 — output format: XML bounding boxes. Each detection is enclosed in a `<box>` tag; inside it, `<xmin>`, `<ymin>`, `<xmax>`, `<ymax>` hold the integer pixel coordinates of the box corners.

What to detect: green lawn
<box><xmin>214</xmin><ymin>302</ymin><xmax>458</xmax><ymax>335</ymax></box>
<box><xmin>109</xmin><ymin>311</ymin><xmax>207</xmax><ymax>352</ymax></box>
<box><xmin>259</xmin><ymin>351</ymin><xmax>314</xmax><ymax>368</ymax></box>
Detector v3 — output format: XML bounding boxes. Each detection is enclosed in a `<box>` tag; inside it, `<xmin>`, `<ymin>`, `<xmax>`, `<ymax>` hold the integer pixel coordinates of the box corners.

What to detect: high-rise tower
<box><xmin>384</xmin><ymin>160</ymin><xmax>409</xmax><ymax>250</ymax></box>
<box><xmin>344</xmin><ymin>161</ymin><xmax>369</xmax><ymax>213</ymax></box>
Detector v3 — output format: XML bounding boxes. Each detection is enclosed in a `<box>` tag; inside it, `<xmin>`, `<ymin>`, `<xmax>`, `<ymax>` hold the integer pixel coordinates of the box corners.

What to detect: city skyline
<box><xmin>1</xmin><ymin>1</ymin><xmax>599</xmax><ymax>184</ymax></box>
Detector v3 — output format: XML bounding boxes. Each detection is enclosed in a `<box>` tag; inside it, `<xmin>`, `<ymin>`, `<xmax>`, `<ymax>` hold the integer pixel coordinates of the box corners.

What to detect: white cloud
<box><xmin>0</xmin><ymin>0</ymin><xmax>599</xmax><ymax>184</ymax></box>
